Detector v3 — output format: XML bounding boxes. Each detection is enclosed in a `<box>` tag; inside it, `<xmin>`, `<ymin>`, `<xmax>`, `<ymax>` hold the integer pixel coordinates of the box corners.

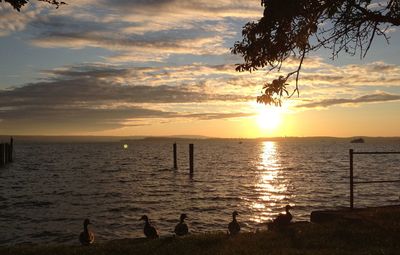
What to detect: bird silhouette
<box><xmin>228</xmin><ymin>211</ymin><xmax>240</xmax><ymax>236</ymax></box>
<box><xmin>268</xmin><ymin>205</ymin><xmax>293</xmax><ymax>230</ymax></box>
<box><xmin>79</xmin><ymin>219</ymin><xmax>95</xmax><ymax>245</ymax></box>
<box><xmin>140</xmin><ymin>215</ymin><xmax>159</xmax><ymax>239</ymax></box>
<box><xmin>174</xmin><ymin>213</ymin><xmax>189</xmax><ymax>236</ymax></box>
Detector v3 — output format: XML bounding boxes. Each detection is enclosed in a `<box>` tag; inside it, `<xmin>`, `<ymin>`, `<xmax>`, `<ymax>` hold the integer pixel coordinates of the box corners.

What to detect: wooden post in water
<box><xmin>9</xmin><ymin>137</ymin><xmax>13</xmax><ymax>162</ymax></box>
<box><xmin>0</xmin><ymin>143</ymin><xmax>4</xmax><ymax>167</ymax></box>
<box><xmin>173</xmin><ymin>143</ymin><xmax>178</xmax><ymax>170</ymax></box>
<box><xmin>189</xmin><ymin>144</ymin><xmax>194</xmax><ymax>175</ymax></box>
<box><xmin>5</xmin><ymin>143</ymin><xmax>9</xmax><ymax>164</ymax></box>
<box><xmin>349</xmin><ymin>149</ymin><xmax>354</xmax><ymax>209</ymax></box>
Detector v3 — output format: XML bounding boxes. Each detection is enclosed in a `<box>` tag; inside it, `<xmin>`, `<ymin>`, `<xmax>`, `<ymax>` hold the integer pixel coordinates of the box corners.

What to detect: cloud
<box><xmin>297</xmin><ymin>61</ymin><xmax>400</xmax><ymax>87</ymax></box>
<box><xmin>184</xmin><ymin>112</ymin><xmax>254</xmax><ymax>120</ymax></box>
<box><xmin>0</xmin><ymin>3</ymin><xmax>42</xmax><ymax>36</ymax></box>
<box><xmin>0</xmin><ymin>105</ymin><xmax>172</xmax><ymax>133</ymax></box>
<box><xmin>0</xmin><ymin>63</ymin><xmax>255</xmax><ymax>133</ymax></box>
<box><xmin>31</xmin><ymin>29</ymin><xmax>228</xmax><ymax>56</ymax></box>
<box><xmin>13</xmin><ymin>0</ymin><xmax>261</xmax><ymax>63</ymax></box>
<box><xmin>3</xmin><ymin>58</ymin><xmax>400</xmax><ymax>133</ymax></box>
<box><xmin>0</xmin><ymin>70</ymin><xmax>249</xmax><ymax>107</ymax></box>
<box><xmin>42</xmin><ymin>63</ymin><xmax>257</xmax><ymax>93</ymax></box>
<box><xmin>95</xmin><ymin>0</ymin><xmax>261</xmax><ymax>20</ymax></box>
<box><xmin>298</xmin><ymin>93</ymin><xmax>400</xmax><ymax>109</ymax></box>
<box><xmin>27</xmin><ymin>14</ymin><xmax>231</xmax><ymax>63</ymax></box>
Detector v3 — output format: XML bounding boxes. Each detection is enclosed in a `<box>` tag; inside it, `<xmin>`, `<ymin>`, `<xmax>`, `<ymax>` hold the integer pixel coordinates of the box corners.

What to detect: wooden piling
<box><xmin>173</xmin><ymin>143</ymin><xmax>177</xmax><ymax>169</ymax></box>
<box><xmin>189</xmin><ymin>144</ymin><xmax>194</xmax><ymax>175</ymax></box>
<box><xmin>5</xmin><ymin>143</ymin><xmax>9</xmax><ymax>164</ymax></box>
<box><xmin>9</xmin><ymin>137</ymin><xmax>13</xmax><ymax>162</ymax></box>
<box><xmin>349</xmin><ymin>149</ymin><xmax>354</xmax><ymax>209</ymax></box>
<box><xmin>0</xmin><ymin>143</ymin><xmax>4</xmax><ymax>167</ymax></box>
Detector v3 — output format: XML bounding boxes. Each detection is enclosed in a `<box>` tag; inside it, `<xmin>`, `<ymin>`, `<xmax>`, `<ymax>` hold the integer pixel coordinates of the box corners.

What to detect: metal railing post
<box><xmin>173</xmin><ymin>143</ymin><xmax>177</xmax><ymax>170</ymax></box>
<box><xmin>349</xmin><ymin>149</ymin><xmax>354</xmax><ymax>209</ymax></box>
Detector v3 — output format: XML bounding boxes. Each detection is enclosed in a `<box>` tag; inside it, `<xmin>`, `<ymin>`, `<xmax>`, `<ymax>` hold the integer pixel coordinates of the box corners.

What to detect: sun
<box><xmin>256</xmin><ymin>106</ymin><xmax>283</xmax><ymax>131</ymax></box>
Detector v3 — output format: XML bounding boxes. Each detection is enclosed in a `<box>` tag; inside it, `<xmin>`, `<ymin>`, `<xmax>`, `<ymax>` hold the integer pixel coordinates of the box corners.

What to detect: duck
<box><xmin>228</xmin><ymin>211</ymin><xmax>240</xmax><ymax>236</ymax></box>
<box><xmin>268</xmin><ymin>205</ymin><xmax>293</xmax><ymax>230</ymax></box>
<box><xmin>140</xmin><ymin>215</ymin><xmax>159</xmax><ymax>239</ymax></box>
<box><xmin>174</xmin><ymin>213</ymin><xmax>189</xmax><ymax>236</ymax></box>
<box><xmin>79</xmin><ymin>218</ymin><xmax>95</xmax><ymax>245</ymax></box>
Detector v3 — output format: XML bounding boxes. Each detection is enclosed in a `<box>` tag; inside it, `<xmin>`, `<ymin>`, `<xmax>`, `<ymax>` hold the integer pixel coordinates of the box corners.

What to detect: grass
<box><xmin>1</xmin><ymin>208</ymin><xmax>400</xmax><ymax>255</ymax></box>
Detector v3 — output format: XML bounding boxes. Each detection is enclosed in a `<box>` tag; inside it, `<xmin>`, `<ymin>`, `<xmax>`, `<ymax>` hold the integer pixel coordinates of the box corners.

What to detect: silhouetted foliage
<box><xmin>232</xmin><ymin>0</ymin><xmax>400</xmax><ymax>106</ymax></box>
<box><xmin>0</xmin><ymin>0</ymin><xmax>65</xmax><ymax>11</ymax></box>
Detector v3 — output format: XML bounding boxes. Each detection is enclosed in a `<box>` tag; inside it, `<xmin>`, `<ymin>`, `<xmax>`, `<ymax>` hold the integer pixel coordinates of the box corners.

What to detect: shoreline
<box><xmin>2</xmin><ymin>135</ymin><xmax>400</xmax><ymax>143</ymax></box>
<box><xmin>1</xmin><ymin>206</ymin><xmax>399</xmax><ymax>255</ymax></box>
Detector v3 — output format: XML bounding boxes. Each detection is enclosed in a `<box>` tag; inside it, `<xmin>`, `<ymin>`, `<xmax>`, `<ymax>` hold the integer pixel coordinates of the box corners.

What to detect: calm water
<box><xmin>1</xmin><ymin>139</ymin><xmax>399</xmax><ymax>245</ymax></box>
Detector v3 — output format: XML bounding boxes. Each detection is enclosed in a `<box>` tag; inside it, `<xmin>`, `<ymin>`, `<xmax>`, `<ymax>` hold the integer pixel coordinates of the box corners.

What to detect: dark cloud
<box><xmin>365</xmin><ymin>62</ymin><xmax>398</xmax><ymax>73</ymax></box>
<box><xmin>0</xmin><ymin>106</ymin><xmax>170</xmax><ymax>133</ymax></box>
<box><xmin>1</xmin><ymin>77</ymin><xmax>246</xmax><ymax>108</ymax></box>
<box><xmin>302</xmin><ymin>74</ymin><xmax>346</xmax><ymax>82</ymax></box>
<box><xmin>298</xmin><ymin>93</ymin><xmax>400</xmax><ymax>108</ymax></box>
<box><xmin>0</xmin><ymin>64</ymin><xmax>252</xmax><ymax>133</ymax></box>
<box><xmin>98</xmin><ymin>0</ymin><xmax>179</xmax><ymax>11</ymax></box>
<box><xmin>46</xmin><ymin>65</ymin><xmax>132</xmax><ymax>79</ymax></box>
<box><xmin>28</xmin><ymin>9</ymin><xmax>229</xmax><ymax>58</ymax></box>
<box><xmin>96</xmin><ymin>0</ymin><xmax>258</xmax><ymax>16</ymax></box>
<box><xmin>184</xmin><ymin>112</ymin><xmax>255</xmax><ymax>120</ymax></box>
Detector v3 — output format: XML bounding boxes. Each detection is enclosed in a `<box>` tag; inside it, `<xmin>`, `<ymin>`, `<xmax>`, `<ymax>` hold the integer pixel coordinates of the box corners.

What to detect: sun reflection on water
<box><xmin>249</xmin><ymin>141</ymin><xmax>288</xmax><ymax>223</ymax></box>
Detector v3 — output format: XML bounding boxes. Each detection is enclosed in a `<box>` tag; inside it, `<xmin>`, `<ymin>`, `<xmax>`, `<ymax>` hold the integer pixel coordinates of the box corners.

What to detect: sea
<box><xmin>0</xmin><ymin>138</ymin><xmax>399</xmax><ymax>245</ymax></box>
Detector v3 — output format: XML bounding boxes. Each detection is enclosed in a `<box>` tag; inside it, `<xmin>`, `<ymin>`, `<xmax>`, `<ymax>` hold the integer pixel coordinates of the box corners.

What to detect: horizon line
<box><xmin>1</xmin><ymin>134</ymin><xmax>400</xmax><ymax>140</ymax></box>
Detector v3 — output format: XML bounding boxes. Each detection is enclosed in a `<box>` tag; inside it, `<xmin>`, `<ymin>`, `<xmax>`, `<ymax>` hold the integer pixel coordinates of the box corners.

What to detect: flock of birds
<box><xmin>79</xmin><ymin>205</ymin><xmax>293</xmax><ymax>245</ymax></box>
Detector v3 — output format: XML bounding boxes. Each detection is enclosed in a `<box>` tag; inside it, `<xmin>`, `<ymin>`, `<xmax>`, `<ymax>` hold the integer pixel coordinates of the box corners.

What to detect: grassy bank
<box><xmin>2</xmin><ymin>208</ymin><xmax>399</xmax><ymax>255</ymax></box>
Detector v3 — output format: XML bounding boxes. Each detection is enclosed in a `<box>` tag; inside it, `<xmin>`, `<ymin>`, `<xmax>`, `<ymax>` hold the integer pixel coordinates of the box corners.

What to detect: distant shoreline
<box><xmin>1</xmin><ymin>135</ymin><xmax>399</xmax><ymax>143</ymax></box>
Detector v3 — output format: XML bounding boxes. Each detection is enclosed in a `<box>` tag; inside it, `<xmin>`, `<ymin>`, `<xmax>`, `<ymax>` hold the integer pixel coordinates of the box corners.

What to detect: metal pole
<box><xmin>350</xmin><ymin>149</ymin><xmax>354</xmax><ymax>209</ymax></box>
<box><xmin>173</xmin><ymin>143</ymin><xmax>177</xmax><ymax>170</ymax></box>
<box><xmin>189</xmin><ymin>144</ymin><xmax>194</xmax><ymax>175</ymax></box>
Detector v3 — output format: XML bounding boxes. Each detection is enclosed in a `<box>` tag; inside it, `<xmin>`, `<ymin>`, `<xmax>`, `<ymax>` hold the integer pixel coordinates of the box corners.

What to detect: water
<box><xmin>1</xmin><ymin>139</ymin><xmax>399</xmax><ymax>245</ymax></box>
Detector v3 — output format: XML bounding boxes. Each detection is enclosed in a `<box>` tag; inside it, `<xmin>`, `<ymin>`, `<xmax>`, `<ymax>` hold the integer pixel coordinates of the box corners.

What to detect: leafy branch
<box><xmin>0</xmin><ymin>0</ymin><xmax>65</xmax><ymax>11</ymax></box>
<box><xmin>232</xmin><ymin>0</ymin><xmax>400</xmax><ymax>106</ymax></box>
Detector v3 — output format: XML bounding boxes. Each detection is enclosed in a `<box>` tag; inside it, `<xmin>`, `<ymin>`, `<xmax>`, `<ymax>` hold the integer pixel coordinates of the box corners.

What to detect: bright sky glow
<box><xmin>0</xmin><ymin>1</ymin><xmax>399</xmax><ymax>137</ymax></box>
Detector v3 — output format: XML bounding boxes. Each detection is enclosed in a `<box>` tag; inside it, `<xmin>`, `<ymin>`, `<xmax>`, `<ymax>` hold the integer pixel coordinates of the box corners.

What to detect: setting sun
<box><xmin>256</xmin><ymin>106</ymin><xmax>283</xmax><ymax>131</ymax></box>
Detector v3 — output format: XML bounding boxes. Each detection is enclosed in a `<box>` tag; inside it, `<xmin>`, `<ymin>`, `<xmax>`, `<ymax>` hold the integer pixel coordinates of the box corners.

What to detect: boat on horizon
<box><xmin>350</xmin><ymin>138</ymin><xmax>365</xmax><ymax>143</ymax></box>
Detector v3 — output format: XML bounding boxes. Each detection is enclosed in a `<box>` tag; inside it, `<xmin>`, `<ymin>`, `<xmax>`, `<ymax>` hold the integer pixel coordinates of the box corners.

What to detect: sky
<box><xmin>0</xmin><ymin>0</ymin><xmax>399</xmax><ymax>138</ymax></box>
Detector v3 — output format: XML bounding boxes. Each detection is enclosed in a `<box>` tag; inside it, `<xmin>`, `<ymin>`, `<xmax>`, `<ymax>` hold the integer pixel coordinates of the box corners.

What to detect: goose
<box><xmin>140</xmin><ymin>215</ymin><xmax>159</xmax><ymax>239</ymax></box>
<box><xmin>174</xmin><ymin>213</ymin><xmax>189</xmax><ymax>236</ymax></box>
<box><xmin>79</xmin><ymin>219</ymin><xmax>95</xmax><ymax>245</ymax></box>
<box><xmin>268</xmin><ymin>205</ymin><xmax>293</xmax><ymax>229</ymax></box>
<box><xmin>228</xmin><ymin>211</ymin><xmax>240</xmax><ymax>236</ymax></box>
